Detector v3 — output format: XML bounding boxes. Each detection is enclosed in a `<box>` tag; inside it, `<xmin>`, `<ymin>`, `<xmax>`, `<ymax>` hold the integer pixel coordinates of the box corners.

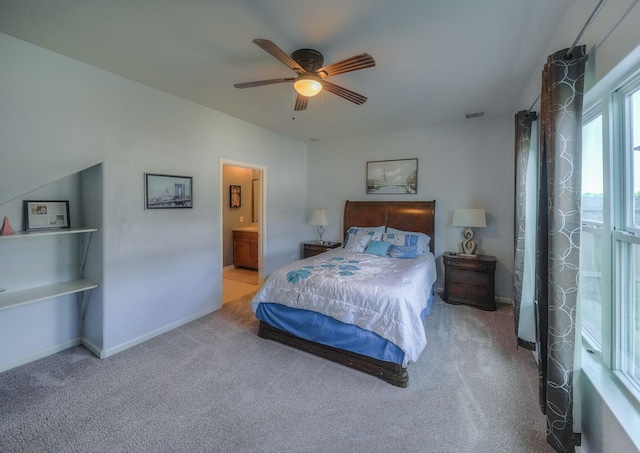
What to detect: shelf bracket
<box><xmin>79</xmin><ymin>231</ymin><xmax>93</xmax><ymax>279</ymax></box>
<box><xmin>77</xmin><ymin>288</ymin><xmax>92</xmax><ymax>322</ymax></box>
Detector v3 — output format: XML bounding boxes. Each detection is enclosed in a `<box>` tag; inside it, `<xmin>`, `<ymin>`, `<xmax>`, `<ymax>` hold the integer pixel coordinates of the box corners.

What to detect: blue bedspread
<box><xmin>251</xmin><ymin>248</ymin><xmax>437</xmax><ymax>365</ymax></box>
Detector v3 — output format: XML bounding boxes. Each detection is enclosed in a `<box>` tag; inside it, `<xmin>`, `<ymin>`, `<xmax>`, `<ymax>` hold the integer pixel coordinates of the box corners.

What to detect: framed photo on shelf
<box><xmin>23</xmin><ymin>200</ymin><xmax>70</xmax><ymax>231</ymax></box>
<box><xmin>230</xmin><ymin>185</ymin><xmax>241</xmax><ymax>208</ymax></box>
<box><xmin>145</xmin><ymin>173</ymin><xmax>193</xmax><ymax>209</ymax></box>
<box><xmin>366</xmin><ymin>158</ymin><xmax>418</xmax><ymax>194</ymax></box>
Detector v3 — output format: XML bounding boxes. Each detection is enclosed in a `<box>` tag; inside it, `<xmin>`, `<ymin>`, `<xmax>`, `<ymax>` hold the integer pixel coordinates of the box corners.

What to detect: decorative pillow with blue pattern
<box><xmin>385</xmin><ymin>227</ymin><xmax>431</xmax><ymax>254</ymax></box>
<box><xmin>381</xmin><ymin>232</ymin><xmax>419</xmax><ymax>247</ymax></box>
<box><xmin>343</xmin><ymin>226</ymin><xmax>385</xmax><ymax>246</ymax></box>
<box><xmin>383</xmin><ymin>233</ymin><xmax>420</xmax><ymax>259</ymax></box>
<box><xmin>388</xmin><ymin>244</ymin><xmax>418</xmax><ymax>259</ymax></box>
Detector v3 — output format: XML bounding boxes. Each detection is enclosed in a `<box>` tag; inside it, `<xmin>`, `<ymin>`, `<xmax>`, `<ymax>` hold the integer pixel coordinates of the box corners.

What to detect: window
<box><xmin>583</xmin><ymin>72</ymin><xmax>640</xmax><ymax>401</ymax></box>
<box><xmin>581</xmin><ymin>112</ymin><xmax>604</xmax><ymax>349</ymax></box>
<box><xmin>615</xmin><ymin>84</ymin><xmax>640</xmax><ymax>393</ymax></box>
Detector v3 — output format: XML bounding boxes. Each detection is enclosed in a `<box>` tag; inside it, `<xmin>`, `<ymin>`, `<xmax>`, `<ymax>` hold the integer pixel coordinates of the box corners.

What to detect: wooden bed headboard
<box><xmin>343</xmin><ymin>200</ymin><xmax>436</xmax><ymax>252</ymax></box>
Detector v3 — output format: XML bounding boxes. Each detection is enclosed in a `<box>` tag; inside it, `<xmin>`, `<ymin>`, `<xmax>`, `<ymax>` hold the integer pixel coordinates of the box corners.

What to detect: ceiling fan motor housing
<box><xmin>291</xmin><ymin>48</ymin><xmax>324</xmax><ymax>73</ymax></box>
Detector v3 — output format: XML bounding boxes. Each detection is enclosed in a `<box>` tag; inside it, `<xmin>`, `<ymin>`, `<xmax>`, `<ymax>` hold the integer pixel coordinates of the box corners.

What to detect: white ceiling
<box><xmin>0</xmin><ymin>0</ymin><xmax>574</xmax><ymax>143</ymax></box>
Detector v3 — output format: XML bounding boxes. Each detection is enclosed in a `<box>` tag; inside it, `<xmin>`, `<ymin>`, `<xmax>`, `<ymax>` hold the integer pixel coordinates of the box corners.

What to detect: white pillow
<box><xmin>385</xmin><ymin>227</ymin><xmax>431</xmax><ymax>254</ymax></box>
<box><xmin>344</xmin><ymin>226</ymin><xmax>385</xmax><ymax>244</ymax></box>
<box><xmin>343</xmin><ymin>232</ymin><xmax>373</xmax><ymax>253</ymax></box>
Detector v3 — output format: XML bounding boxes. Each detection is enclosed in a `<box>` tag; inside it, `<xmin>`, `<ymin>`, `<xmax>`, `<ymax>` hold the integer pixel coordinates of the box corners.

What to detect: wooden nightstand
<box><xmin>442</xmin><ymin>253</ymin><xmax>497</xmax><ymax>311</ymax></box>
<box><xmin>302</xmin><ymin>241</ymin><xmax>342</xmax><ymax>258</ymax></box>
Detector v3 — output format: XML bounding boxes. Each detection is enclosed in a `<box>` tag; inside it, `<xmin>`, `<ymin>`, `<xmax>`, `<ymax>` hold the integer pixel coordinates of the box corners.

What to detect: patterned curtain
<box><xmin>513</xmin><ymin>110</ymin><xmax>537</xmax><ymax>350</ymax></box>
<box><xmin>536</xmin><ymin>46</ymin><xmax>586</xmax><ymax>452</ymax></box>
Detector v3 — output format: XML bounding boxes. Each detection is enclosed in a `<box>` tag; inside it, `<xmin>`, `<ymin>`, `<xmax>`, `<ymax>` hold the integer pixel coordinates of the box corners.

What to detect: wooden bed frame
<box><xmin>258</xmin><ymin>200</ymin><xmax>436</xmax><ymax>387</ymax></box>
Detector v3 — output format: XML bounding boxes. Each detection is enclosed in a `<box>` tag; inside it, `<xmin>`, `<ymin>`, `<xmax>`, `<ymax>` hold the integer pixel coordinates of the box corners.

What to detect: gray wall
<box><xmin>307</xmin><ymin>118</ymin><xmax>514</xmax><ymax>299</ymax></box>
<box><xmin>0</xmin><ymin>32</ymin><xmax>307</xmax><ymax>366</ymax></box>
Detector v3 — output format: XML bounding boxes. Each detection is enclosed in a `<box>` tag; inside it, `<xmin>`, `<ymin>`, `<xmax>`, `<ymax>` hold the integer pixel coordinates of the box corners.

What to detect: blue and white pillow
<box><xmin>381</xmin><ymin>232</ymin><xmax>419</xmax><ymax>247</ymax></box>
<box><xmin>344</xmin><ymin>226</ymin><xmax>385</xmax><ymax>246</ymax></box>
<box><xmin>388</xmin><ymin>244</ymin><xmax>418</xmax><ymax>259</ymax></box>
<box><xmin>385</xmin><ymin>227</ymin><xmax>431</xmax><ymax>254</ymax></box>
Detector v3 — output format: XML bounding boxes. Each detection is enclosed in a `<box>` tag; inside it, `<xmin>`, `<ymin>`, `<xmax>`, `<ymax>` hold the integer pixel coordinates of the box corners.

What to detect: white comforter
<box><xmin>251</xmin><ymin>247</ymin><xmax>437</xmax><ymax>363</ymax></box>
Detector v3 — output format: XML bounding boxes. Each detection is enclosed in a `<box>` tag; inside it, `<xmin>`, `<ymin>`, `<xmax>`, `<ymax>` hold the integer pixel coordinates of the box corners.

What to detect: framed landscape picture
<box><xmin>366</xmin><ymin>158</ymin><xmax>418</xmax><ymax>194</ymax></box>
<box><xmin>145</xmin><ymin>173</ymin><xmax>192</xmax><ymax>209</ymax></box>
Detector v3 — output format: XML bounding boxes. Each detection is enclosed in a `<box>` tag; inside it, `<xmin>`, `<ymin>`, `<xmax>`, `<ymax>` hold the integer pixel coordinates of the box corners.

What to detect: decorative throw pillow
<box><xmin>344</xmin><ymin>226</ymin><xmax>385</xmax><ymax>245</ymax></box>
<box><xmin>364</xmin><ymin>240</ymin><xmax>392</xmax><ymax>257</ymax></box>
<box><xmin>381</xmin><ymin>232</ymin><xmax>419</xmax><ymax>247</ymax></box>
<box><xmin>386</xmin><ymin>227</ymin><xmax>431</xmax><ymax>254</ymax></box>
<box><xmin>344</xmin><ymin>232</ymin><xmax>373</xmax><ymax>253</ymax></box>
<box><xmin>388</xmin><ymin>244</ymin><xmax>418</xmax><ymax>259</ymax></box>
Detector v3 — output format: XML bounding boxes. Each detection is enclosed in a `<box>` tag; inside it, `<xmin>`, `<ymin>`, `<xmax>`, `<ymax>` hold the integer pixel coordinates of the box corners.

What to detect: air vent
<box><xmin>465</xmin><ymin>112</ymin><xmax>485</xmax><ymax>119</ymax></box>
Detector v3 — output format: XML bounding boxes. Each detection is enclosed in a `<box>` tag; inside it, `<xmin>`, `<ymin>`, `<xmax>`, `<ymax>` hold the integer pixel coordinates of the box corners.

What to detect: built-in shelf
<box><xmin>0</xmin><ymin>279</ymin><xmax>98</xmax><ymax>311</ymax></box>
<box><xmin>0</xmin><ymin>227</ymin><xmax>98</xmax><ymax>240</ymax></box>
<box><xmin>0</xmin><ymin>227</ymin><xmax>99</xmax><ymax>312</ymax></box>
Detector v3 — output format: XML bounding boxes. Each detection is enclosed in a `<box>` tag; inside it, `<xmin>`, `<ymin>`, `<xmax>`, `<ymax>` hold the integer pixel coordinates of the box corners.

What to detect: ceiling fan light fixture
<box><xmin>294</xmin><ymin>75</ymin><xmax>323</xmax><ymax>97</ymax></box>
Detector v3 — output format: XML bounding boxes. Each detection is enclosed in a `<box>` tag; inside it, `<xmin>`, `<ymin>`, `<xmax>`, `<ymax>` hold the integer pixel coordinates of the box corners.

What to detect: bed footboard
<box><xmin>258</xmin><ymin>321</ymin><xmax>409</xmax><ymax>388</ymax></box>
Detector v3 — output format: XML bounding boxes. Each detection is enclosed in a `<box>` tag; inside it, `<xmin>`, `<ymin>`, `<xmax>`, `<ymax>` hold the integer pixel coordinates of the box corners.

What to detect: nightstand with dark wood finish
<box><xmin>442</xmin><ymin>253</ymin><xmax>497</xmax><ymax>311</ymax></box>
<box><xmin>302</xmin><ymin>241</ymin><xmax>342</xmax><ymax>258</ymax></box>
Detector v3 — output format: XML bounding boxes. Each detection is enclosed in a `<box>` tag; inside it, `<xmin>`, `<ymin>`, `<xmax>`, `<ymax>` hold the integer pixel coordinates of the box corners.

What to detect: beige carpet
<box><xmin>0</xmin><ymin>293</ymin><xmax>552</xmax><ymax>452</ymax></box>
<box><xmin>224</xmin><ymin>267</ymin><xmax>259</xmax><ymax>285</ymax></box>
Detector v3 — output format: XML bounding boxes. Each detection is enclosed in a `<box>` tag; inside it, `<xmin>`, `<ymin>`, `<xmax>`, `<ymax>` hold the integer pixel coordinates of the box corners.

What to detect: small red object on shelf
<box><xmin>0</xmin><ymin>216</ymin><xmax>15</xmax><ymax>235</ymax></box>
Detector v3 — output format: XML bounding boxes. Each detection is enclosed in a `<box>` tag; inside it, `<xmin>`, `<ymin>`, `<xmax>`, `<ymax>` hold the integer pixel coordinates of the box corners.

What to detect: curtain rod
<box><xmin>566</xmin><ymin>0</ymin><xmax>607</xmax><ymax>59</ymax></box>
<box><xmin>528</xmin><ymin>0</ymin><xmax>607</xmax><ymax>112</ymax></box>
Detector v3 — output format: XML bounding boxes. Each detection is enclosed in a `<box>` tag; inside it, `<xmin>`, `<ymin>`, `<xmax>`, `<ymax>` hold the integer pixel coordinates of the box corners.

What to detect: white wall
<box><xmin>307</xmin><ymin>117</ymin><xmax>514</xmax><ymax>298</ymax></box>
<box><xmin>0</xmin><ymin>32</ymin><xmax>307</xmax><ymax>366</ymax></box>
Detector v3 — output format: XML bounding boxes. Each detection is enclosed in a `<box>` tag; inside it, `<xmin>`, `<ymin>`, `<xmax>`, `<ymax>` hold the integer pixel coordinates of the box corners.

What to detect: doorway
<box><xmin>220</xmin><ymin>160</ymin><xmax>264</xmax><ymax>304</ymax></box>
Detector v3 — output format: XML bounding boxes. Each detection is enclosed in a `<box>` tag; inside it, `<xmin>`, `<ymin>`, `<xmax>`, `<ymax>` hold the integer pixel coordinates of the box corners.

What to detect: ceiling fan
<box><xmin>234</xmin><ymin>39</ymin><xmax>375</xmax><ymax>111</ymax></box>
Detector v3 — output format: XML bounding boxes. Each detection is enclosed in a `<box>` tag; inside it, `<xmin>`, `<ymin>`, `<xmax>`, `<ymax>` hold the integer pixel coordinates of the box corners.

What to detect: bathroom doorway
<box><xmin>220</xmin><ymin>160</ymin><xmax>264</xmax><ymax>304</ymax></box>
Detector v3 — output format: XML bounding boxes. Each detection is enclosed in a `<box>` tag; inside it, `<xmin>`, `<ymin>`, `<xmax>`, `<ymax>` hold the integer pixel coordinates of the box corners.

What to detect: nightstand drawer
<box><xmin>447</xmin><ymin>258</ymin><xmax>492</xmax><ymax>271</ymax></box>
<box><xmin>450</xmin><ymin>268</ymin><xmax>490</xmax><ymax>287</ymax></box>
<box><xmin>448</xmin><ymin>283</ymin><xmax>492</xmax><ymax>301</ymax></box>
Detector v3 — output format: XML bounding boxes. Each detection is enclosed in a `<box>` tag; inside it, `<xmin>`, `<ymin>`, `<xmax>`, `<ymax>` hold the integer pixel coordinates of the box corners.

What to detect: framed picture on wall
<box><xmin>23</xmin><ymin>200</ymin><xmax>70</xmax><ymax>231</ymax></box>
<box><xmin>230</xmin><ymin>185</ymin><xmax>241</xmax><ymax>208</ymax></box>
<box><xmin>366</xmin><ymin>158</ymin><xmax>418</xmax><ymax>194</ymax></box>
<box><xmin>145</xmin><ymin>173</ymin><xmax>192</xmax><ymax>209</ymax></box>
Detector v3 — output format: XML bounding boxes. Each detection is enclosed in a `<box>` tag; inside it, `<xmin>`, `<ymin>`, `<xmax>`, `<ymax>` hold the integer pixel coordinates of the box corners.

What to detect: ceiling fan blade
<box><xmin>322</xmin><ymin>81</ymin><xmax>368</xmax><ymax>105</ymax></box>
<box><xmin>252</xmin><ymin>39</ymin><xmax>306</xmax><ymax>74</ymax></box>
<box><xmin>234</xmin><ymin>78</ymin><xmax>295</xmax><ymax>89</ymax></box>
<box><xmin>294</xmin><ymin>94</ymin><xmax>308</xmax><ymax>111</ymax></box>
<box><xmin>317</xmin><ymin>53</ymin><xmax>375</xmax><ymax>78</ymax></box>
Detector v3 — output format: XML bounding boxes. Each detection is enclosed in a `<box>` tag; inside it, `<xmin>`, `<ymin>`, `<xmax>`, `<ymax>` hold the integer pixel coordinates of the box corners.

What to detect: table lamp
<box><xmin>452</xmin><ymin>208</ymin><xmax>486</xmax><ymax>257</ymax></box>
<box><xmin>310</xmin><ymin>209</ymin><xmax>328</xmax><ymax>243</ymax></box>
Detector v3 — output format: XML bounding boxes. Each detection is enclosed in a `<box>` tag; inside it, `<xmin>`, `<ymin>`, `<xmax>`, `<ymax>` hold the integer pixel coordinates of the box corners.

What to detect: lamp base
<box><xmin>458</xmin><ymin>253</ymin><xmax>478</xmax><ymax>259</ymax></box>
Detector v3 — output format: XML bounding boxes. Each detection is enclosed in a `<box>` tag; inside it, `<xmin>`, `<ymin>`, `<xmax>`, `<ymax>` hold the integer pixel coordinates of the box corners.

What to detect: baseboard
<box><xmin>497</xmin><ymin>296</ymin><xmax>513</xmax><ymax>305</ymax></box>
<box><xmin>81</xmin><ymin>336</ymin><xmax>102</xmax><ymax>358</ymax></box>
<box><xmin>0</xmin><ymin>337</ymin><xmax>82</xmax><ymax>373</ymax></box>
<box><xmin>100</xmin><ymin>305</ymin><xmax>219</xmax><ymax>359</ymax></box>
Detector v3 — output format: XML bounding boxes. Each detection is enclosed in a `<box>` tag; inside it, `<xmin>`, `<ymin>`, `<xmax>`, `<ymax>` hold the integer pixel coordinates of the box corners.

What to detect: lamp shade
<box><xmin>452</xmin><ymin>209</ymin><xmax>486</xmax><ymax>228</ymax></box>
<box><xmin>310</xmin><ymin>209</ymin><xmax>328</xmax><ymax>226</ymax></box>
<box><xmin>294</xmin><ymin>75</ymin><xmax>323</xmax><ymax>97</ymax></box>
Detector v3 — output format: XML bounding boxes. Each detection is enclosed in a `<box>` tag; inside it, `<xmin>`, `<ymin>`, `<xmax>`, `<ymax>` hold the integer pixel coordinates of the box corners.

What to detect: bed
<box><xmin>251</xmin><ymin>200</ymin><xmax>437</xmax><ymax>387</ymax></box>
